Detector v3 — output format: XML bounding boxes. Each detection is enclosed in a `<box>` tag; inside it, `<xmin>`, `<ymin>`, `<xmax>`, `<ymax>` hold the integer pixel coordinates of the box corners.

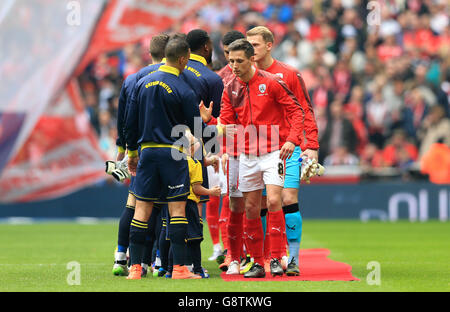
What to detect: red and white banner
<box><xmin>0</xmin><ymin>80</ymin><xmax>107</xmax><ymax>203</ymax></box>
<box><xmin>0</xmin><ymin>0</ymin><xmax>207</xmax><ymax>203</ymax></box>
<box><xmin>76</xmin><ymin>0</ymin><xmax>207</xmax><ymax>74</ymax></box>
<box><xmin>0</xmin><ymin>0</ymin><xmax>106</xmax><ymax>203</ymax></box>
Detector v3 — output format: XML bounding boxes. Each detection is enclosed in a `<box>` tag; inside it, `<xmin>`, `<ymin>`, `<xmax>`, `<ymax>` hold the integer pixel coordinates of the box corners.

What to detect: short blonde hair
<box><xmin>246</xmin><ymin>26</ymin><xmax>274</xmax><ymax>43</ymax></box>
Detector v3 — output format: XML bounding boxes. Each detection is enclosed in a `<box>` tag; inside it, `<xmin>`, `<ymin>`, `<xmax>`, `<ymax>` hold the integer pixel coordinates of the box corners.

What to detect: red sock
<box><xmin>242</xmin><ymin>216</ymin><xmax>249</xmax><ymax>258</ymax></box>
<box><xmin>219</xmin><ymin>195</ymin><xmax>230</xmax><ymax>250</ymax></box>
<box><xmin>227</xmin><ymin>211</ymin><xmax>244</xmax><ymax>262</ymax></box>
<box><xmin>206</xmin><ymin>196</ymin><xmax>220</xmax><ymax>245</ymax></box>
<box><xmin>263</xmin><ymin>213</ymin><xmax>271</xmax><ymax>260</ymax></box>
<box><xmin>268</xmin><ymin>210</ymin><xmax>286</xmax><ymax>260</ymax></box>
<box><xmin>264</xmin><ymin>231</ymin><xmax>271</xmax><ymax>261</ymax></box>
<box><xmin>244</xmin><ymin>217</ymin><xmax>264</xmax><ymax>265</ymax></box>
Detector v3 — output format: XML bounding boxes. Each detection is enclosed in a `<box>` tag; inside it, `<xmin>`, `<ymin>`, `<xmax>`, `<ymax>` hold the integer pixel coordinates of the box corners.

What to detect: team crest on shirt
<box><xmin>276</xmin><ymin>73</ymin><xmax>284</xmax><ymax>78</ymax></box>
<box><xmin>258</xmin><ymin>84</ymin><xmax>266</xmax><ymax>93</ymax></box>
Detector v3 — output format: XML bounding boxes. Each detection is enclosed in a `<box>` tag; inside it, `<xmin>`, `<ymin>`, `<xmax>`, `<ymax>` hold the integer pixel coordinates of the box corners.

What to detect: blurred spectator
<box><xmin>310</xmin><ymin>66</ymin><xmax>335</xmax><ymax>110</ymax></box>
<box><xmin>401</xmin><ymin>87</ymin><xmax>429</xmax><ymax>140</ymax></box>
<box><xmin>417</xmin><ymin>105</ymin><xmax>450</xmax><ymax>158</ymax></box>
<box><xmin>333</xmin><ymin>59</ymin><xmax>353</xmax><ymax>99</ymax></box>
<box><xmin>381</xmin><ymin>129</ymin><xmax>418</xmax><ymax>170</ymax></box>
<box><xmin>365</xmin><ymin>87</ymin><xmax>391</xmax><ymax>148</ymax></box>
<box><xmin>360</xmin><ymin>143</ymin><xmax>385</xmax><ymax>170</ymax></box>
<box><xmin>319</xmin><ymin>99</ymin><xmax>358</xmax><ymax>163</ymax></box>
<box><xmin>324</xmin><ymin>146</ymin><xmax>359</xmax><ymax>166</ymax></box>
<box><xmin>344</xmin><ymin>85</ymin><xmax>368</xmax><ymax>154</ymax></box>
<box><xmin>262</xmin><ymin>0</ymin><xmax>294</xmax><ymax>24</ymax></box>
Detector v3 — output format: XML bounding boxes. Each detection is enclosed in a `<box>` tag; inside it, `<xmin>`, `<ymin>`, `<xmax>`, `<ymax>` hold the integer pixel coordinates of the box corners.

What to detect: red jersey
<box><xmin>220</xmin><ymin>68</ymin><xmax>304</xmax><ymax>156</ymax></box>
<box><xmin>265</xmin><ymin>59</ymin><xmax>319</xmax><ymax>151</ymax></box>
<box><xmin>211</xmin><ymin>64</ymin><xmax>235</xmax><ymax>155</ymax></box>
<box><xmin>217</xmin><ymin>64</ymin><xmax>234</xmax><ymax>87</ymax></box>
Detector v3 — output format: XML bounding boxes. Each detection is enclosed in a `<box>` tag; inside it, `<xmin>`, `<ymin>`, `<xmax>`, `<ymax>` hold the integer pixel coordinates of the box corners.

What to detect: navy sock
<box><xmin>159</xmin><ymin>225</ymin><xmax>170</xmax><ymax>270</ymax></box>
<box><xmin>129</xmin><ymin>218</ymin><xmax>148</xmax><ymax>266</ymax></box>
<box><xmin>168</xmin><ymin>216</ymin><xmax>188</xmax><ymax>266</ymax></box>
<box><xmin>142</xmin><ymin>235</ymin><xmax>155</xmax><ymax>265</ymax></box>
<box><xmin>117</xmin><ymin>206</ymin><xmax>135</xmax><ymax>252</ymax></box>
<box><xmin>188</xmin><ymin>240</ymin><xmax>202</xmax><ymax>273</ymax></box>
<box><xmin>184</xmin><ymin>243</ymin><xmax>192</xmax><ymax>266</ymax></box>
<box><xmin>168</xmin><ymin>246</ymin><xmax>173</xmax><ymax>273</ymax></box>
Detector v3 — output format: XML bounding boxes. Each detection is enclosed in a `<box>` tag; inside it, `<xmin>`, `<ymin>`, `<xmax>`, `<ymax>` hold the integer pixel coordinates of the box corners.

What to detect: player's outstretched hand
<box><xmin>280</xmin><ymin>141</ymin><xmax>295</xmax><ymax>160</ymax></box>
<box><xmin>128</xmin><ymin>156</ymin><xmax>139</xmax><ymax>176</ymax></box>
<box><xmin>210</xmin><ymin>186</ymin><xmax>222</xmax><ymax>197</ymax></box>
<box><xmin>199</xmin><ymin>100</ymin><xmax>213</xmax><ymax>123</ymax></box>
<box><xmin>205</xmin><ymin>153</ymin><xmax>220</xmax><ymax>173</ymax></box>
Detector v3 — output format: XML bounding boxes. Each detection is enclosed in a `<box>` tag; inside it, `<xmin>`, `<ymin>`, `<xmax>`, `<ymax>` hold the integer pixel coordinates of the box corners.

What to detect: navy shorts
<box><xmin>186</xmin><ymin>199</ymin><xmax>203</xmax><ymax>241</ymax></box>
<box><xmin>133</xmin><ymin>147</ymin><xmax>190</xmax><ymax>202</ymax></box>
<box><xmin>166</xmin><ymin>200</ymin><xmax>202</xmax><ymax>241</ymax></box>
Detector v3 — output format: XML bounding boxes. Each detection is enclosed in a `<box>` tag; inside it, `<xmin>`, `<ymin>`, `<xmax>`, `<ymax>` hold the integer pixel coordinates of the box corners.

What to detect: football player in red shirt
<box><xmin>219</xmin><ymin>39</ymin><xmax>304</xmax><ymax>278</ymax></box>
<box><xmin>247</xmin><ymin>26</ymin><xmax>320</xmax><ymax>276</ymax></box>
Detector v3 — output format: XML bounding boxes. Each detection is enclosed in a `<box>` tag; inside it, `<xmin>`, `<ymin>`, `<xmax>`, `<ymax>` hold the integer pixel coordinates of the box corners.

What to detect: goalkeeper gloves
<box><xmin>300</xmin><ymin>157</ymin><xmax>325</xmax><ymax>184</ymax></box>
<box><xmin>105</xmin><ymin>155</ymin><xmax>131</xmax><ymax>182</ymax></box>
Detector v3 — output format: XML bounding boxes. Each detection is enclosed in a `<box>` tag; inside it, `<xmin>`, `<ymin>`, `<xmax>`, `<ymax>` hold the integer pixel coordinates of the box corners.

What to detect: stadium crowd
<box><xmin>77</xmin><ymin>0</ymin><xmax>450</xmax><ymax>182</ymax></box>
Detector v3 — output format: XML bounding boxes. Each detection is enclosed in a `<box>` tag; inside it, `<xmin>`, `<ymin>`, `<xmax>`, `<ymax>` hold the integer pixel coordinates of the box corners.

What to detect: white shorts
<box><xmin>238</xmin><ymin>150</ymin><xmax>285</xmax><ymax>193</ymax></box>
<box><xmin>207</xmin><ymin>158</ymin><xmax>228</xmax><ymax>195</ymax></box>
<box><xmin>227</xmin><ymin>156</ymin><xmax>243</xmax><ymax>198</ymax></box>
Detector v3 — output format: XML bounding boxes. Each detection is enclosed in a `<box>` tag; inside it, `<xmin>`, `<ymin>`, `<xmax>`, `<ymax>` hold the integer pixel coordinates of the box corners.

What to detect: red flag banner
<box><xmin>75</xmin><ymin>0</ymin><xmax>207</xmax><ymax>74</ymax></box>
<box><xmin>0</xmin><ymin>80</ymin><xmax>107</xmax><ymax>203</ymax></box>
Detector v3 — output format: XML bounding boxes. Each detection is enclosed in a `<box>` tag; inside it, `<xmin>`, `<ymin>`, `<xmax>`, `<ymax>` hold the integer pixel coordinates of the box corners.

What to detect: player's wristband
<box><xmin>128</xmin><ymin>149</ymin><xmax>138</xmax><ymax>157</ymax></box>
<box><xmin>117</xmin><ymin>146</ymin><xmax>125</xmax><ymax>153</ymax></box>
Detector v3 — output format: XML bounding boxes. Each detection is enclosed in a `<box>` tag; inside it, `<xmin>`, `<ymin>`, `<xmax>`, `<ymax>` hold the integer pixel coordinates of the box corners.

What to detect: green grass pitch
<box><xmin>0</xmin><ymin>220</ymin><xmax>449</xmax><ymax>292</ymax></box>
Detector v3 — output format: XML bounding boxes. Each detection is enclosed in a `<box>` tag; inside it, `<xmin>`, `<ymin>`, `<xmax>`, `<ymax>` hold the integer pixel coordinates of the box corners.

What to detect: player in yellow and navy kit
<box><xmin>124</xmin><ymin>38</ymin><xmax>228</xmax><ymax>280</ymax></box>
<box><xmin>183</xmin><ymin>134</ymin><xmax>221</xmax><ymax>278</ymax></box>
<box><xmin>112</xmin><ymin>34</ymin><xmax>170</xmax><ymax>277</ymax></box>
<box><xmin>124</xmin><ymin>38</ymin><xmax>199</xmax><ymax>280</ymax></box>
<box><xmin>182</xmin><ymin>29</ymin><xmax>224</xmax><ymax>206</ymax></box>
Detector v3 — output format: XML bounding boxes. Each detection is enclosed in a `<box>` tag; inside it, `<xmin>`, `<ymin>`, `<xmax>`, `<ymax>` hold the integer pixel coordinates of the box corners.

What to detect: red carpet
<box><xmin>220</xmin><ymin>248</ymin><xmax>360</xmax><ymax>281</ymax></box>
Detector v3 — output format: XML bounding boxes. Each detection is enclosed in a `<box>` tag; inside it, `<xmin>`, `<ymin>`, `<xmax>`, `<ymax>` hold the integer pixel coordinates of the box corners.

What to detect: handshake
<box><xmin>300</xmin><ymin>157</ymin><xmax>325</xmax><ymax>184</ymax></box>
<box><xmin>105</xmin><ymin>155</ymin><xmax>131</xmax><ymax>182</ymax></box>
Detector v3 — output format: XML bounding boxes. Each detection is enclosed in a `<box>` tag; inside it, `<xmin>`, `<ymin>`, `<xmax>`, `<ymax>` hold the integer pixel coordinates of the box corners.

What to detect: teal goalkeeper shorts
<box><xmin>262</xmin><ymin>146</ymin><xmax>301</xmax><ymax>196</ymax></box>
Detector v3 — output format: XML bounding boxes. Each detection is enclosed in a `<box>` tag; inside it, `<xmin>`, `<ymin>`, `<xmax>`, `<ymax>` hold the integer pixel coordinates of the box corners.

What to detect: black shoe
<box><xmin>244</xmin><ymin>263</ymin><xmax>265</xmax><ymax>278</ymax></box>
<box><xmin>216</xmin><ymin>249</ymin><xmax>227</xmax><ymax>265</ymax></box>
<box><xmin>270</xmin><ymin>258</ymin><xmax>284</xmax><ymax>276</ymax></box>
<box><xmin>286</xmin><ymin>258</ymin><xmax>300</xmax><ymax>276</ymax></box>
<box><xmin>141</xmin><ymin>266</ymin><xmax>148</xmax><ymax>277</ymax></box>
